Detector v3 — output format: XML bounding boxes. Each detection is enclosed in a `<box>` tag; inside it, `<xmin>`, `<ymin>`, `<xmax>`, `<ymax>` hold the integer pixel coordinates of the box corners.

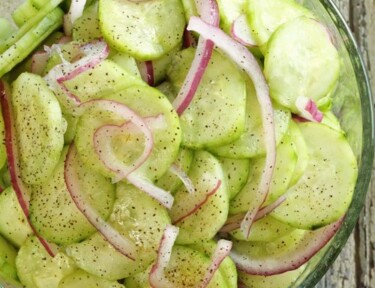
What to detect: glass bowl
<box><xmin>0</xmin><ymin>0</ymin><xmax>373</xmax><ymax>287</ymax></box>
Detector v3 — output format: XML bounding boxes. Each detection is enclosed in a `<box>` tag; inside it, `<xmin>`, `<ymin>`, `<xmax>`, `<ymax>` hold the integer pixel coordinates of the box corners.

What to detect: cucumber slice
<box><xmin>230</xmin><ymin>215</ymin><xmax>295</xmax><ymax>242</ymax></box>
<box><xmin>75</xmin><ymin>85</ymin><xmax>181</xmax><ymax>182</ymax></box>
<box><xmin>11</xmin><ymin>0</ymin><xmax>39</xmax><ymax>28</ymax></box>
<box><xmin>125</xmin><ymin>245</ymin><xmax>228</xmax><ymax>288</ymax></box>
<box><xmin>99</xmin><ymin>0</ymin><xmax>185</xmax><ymax>60</ymax></box>
<box><xmin>167</xmin><ymin>48</ymin><xmax>246</xmax><ymax>149</ymax></box>
<box><xmin>156</xmin><ymin>148</ymin><xmax>194</xmax><ymax>194</ymax></box>
<box><xmin>0</xmin><ymin>7</ymin><xmax>63</xmax><ymax>78</ymax></box>
<box><xmin>0</xmin><ymin>18</ymin><xmax>16</xmax><ymax>42</ymax></box>
<box><xmin>209</xmin><ymin>79</ymin><xmax>290</xmax><ymax>158</ymax></box>
<box><xmin>264</xmin><ymin>16</ymin><xmax>340</xmax><ymax>113</ymax></box>
<box><xmin>66</xmin><ymin>183</ymin><xmax>170</xmax><ymax>280</ymax></box>
<box><xmin>216</xmin><ymin>0</ymin><xmax>246</xmax><ymax>32</ymax></box>
<box><xmin>72</xmin><ymin>2</ymin><xmax>102</xmax><ymax>42</ymax></box>
<box><xmin>271</xmin><ymin>122</ymin><xmax>357</xmax><ymax>229</ymax></box>
<box><xmin>229</xmin><ymin>130</ymin><xmax>297</xmax><ymax>215</ymax></box>
<box><xmin>156</xmin><ymin>81</ymin><xmax>176</xmax><ymax>103</ymax></box>
<box><xmin>16</xmin><ymin>236</ymin><xmax>76</xmax><ymax>288</ymax></box>
<box><xmin>246</xmin><ymin>0</ymin><xmax>313</xmax><ymax>47</ymax></box>
<box><xmin>63</xmin><ymin>112</ymin><xmax>78</xmax><ymax>144</ymax></box>
<box><xmin>170</xmin><ymin>151</ymin><xmax>229</xmax><ymax>244</ymax></box>
<box><xmin>238</xmin><ymin>264</ymin><xmax>306</xmax><ymax>288</ymax></box>
<box><xmin>0</xmin><ymin>187</ymin><xmax>33</xmax><ymax>247</ymax></box>
<box><xmin>12</xmin><ymin>72</ymin><xmax>65</xmax><ymax>185</ymax></box>
<box><xmin>58</xmin><ymin>270</ymin><xmax>125</xmax><ymax>288</ymax></box>
<box><xmin>0</xmin><ymin>235</ymin><xmax>17</xmax><ymax>283</ymax></box>
<box><xmin>218</xmin><ymin>157</ymin><xmax>250</xmax><ymax>199</ymax></box>
<box><xmin>181</xmin><ymin>0</ymin><xmax>198</xmax><ymax>22</ymax></box>
<box><xmin>110</xmin><ymin>52</ymin><xmax>141</xmax><ymax>79</ymax></box>
<box><xmin>29</xmin><ymin>148</ymin><xmax>116</xmax><ymax>245</ymax></box>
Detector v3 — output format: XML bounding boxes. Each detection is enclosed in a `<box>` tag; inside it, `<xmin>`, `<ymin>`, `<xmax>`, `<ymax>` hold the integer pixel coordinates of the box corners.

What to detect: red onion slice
<box><xmin>64</xmin><ymin>144</ymin><xmax>137</xmax><ymax>260</ymax></box>
<box><xmin>198</xmin><ymin>239</ymin><xmax>232</xmax><ymax>288</ymax></box>
<box><xmin>295</xmin><ymin>96</ymin><xmax>323</xmax><ymax>123</ymax></box>
<box><xmin>0</xmin><ymin>80</ymin><xmax>57</xmax><ymax>257</ymax></box>
<box><xmin>172</xmin><ymin>0</ymin><xmax>219</xmax><ymax>115</ymax></box>
<box><xmin>187</xmin><ymin>16</ymin><xmax>276</xmax><ymax>239</ymax></box>
<box><xmin>138</xmin><ymin>61</ymin><xmax>155</xmax><ymax>86</ymax></box>
<box><xmin>183</xmin><ymin>29</ymin><xmax>197</xmax><ymax>48</ymax></box>
<box><xmin>149</xmin><ymin>225</ymin><xmax>179</xmax><ymax>288</ymax></box>
<box><xmin>231</xmin><ymin>15</ymin><xmax>258</xmax><ymax>47</ymax></box>
<box><xmin>64</xmin><ymin>0</ymin><xmax>88</xmax><ymax>36</ymax></box>
<box><xmin>172</xmin><ymin>180</ymin><xmax>221</xmax><ymax>225</ymax></box>
<box><xmin>231</xmin><ymin>218</ymin><xmax>343</xmax><ymax>276</ymax></box>
<box><xmin>169</xmin><ymin>163</ymin><xmax>195</xmax><ymax>194</ymax></box>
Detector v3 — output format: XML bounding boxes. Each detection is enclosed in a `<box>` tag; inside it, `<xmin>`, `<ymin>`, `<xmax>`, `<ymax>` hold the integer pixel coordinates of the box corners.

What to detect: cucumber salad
<box><xmin>0</xmin><ymin>0</ymin><xmax>358</xmax><ymax>287</ymax></box>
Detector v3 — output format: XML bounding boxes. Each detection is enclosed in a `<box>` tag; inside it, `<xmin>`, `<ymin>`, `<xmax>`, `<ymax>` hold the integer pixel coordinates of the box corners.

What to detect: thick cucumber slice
<box><xmin>58</xmin><ymin>270</ymin><xmax>125</xmax><ymax>288</ymax></box>
<box><xmin>66</xmin><ymin>184</ymin><xmax>170</xmax><ymax>280</ymax></box>
<box><xmin>0</xmin><ymin>187</ymin><xmax>33</xmax><ymax>247</ymax></box>
<box><xmin>209</xmin><ymin>79</ymin><xmax>290</xmax><ymax>158</ymax></box>
<box><xmin>271</xmin><ymin>122</ymin><xmax>358</xmax><ymax>229</ymax></box>
<box><xmin>246</xmin><ymin>0</ymin><xmax>312</xmax><ymax>47</ymax></box>
<box><xmin>168</xmin><ymin>48</ymin><xmax>246</xmax><ymax>149</ymax></box>
<box><xmin>75</xmin><ymin>85</ymin><xmax>181</xmax><ymax>181</ymax></box>
<box><xmin>99</xmin><ymin>0</ymin><xmax>185</xmax><ymax>61</ymax></box>
<box><xmin>0</xmin><ymin>7</ymin><xmax>63</xmax><ymax>78</ymax></box>
<box><xmin>238</xmin><ymin>264</ymin><xmax>306</xmax><ymax>288</ymax></box>
<box><xmin>72</xmin><ymin>2</ymin><xmax>102</xmax><ymax>42</ymax></box>
<box><xmin>125</xmin><ymin>245</ymin><xmax>228</xmax><ymax>288</ymax></box>
<box><xmin>218</xmin><ymin>157</ymin><xmax>250</xmax><ymax>199</ymax></box>
<box><xmin>16</xmin><ymin>236</ymin><xmax>76</xmax><ymax>288</ymax></box>
<box><xmin>12</xmin><ymin>72</ymin><xmax>65</xmax><ymax>185</ymax></box>
<box><xmin>170</xmin><ymin>151</ymin><xmax>229</xmax><ymax>244</ymax></box>
<box><xmin>229</xmin><ymin>130</ymin><xmax>297</xmax><ymax>215</ymax></box>
<box><xmin>29</xmin><ymin>148</ymin><xmax>116</xmax><ymax>245</ymax></box>
<box><xmin>230</xmin><ymin>215</ymin><xmax>295</xmax><ymax>242</ymax></box>
<box><xmin>0</xmin><ymin>235</ymin><xmax>18</xmax><ymax>283</ymax></box>
<box><xmin>156</xmin><ymin>148</ymin><xmax>194</xmax><ymax>194</ymax></box>
<box><xmin>190</xmin><ymin>240</ymin><xmax>238</xmax><ymax>288</ymax></box>
<box><xmin>264</xmin><ymin>16</ymin><xmax>340</xmax><ymax>113</ymax></box>
<box><xmin>110</xmin><ymin>52</ymin><xmax>141</xmax><ymax>79</ymax></box>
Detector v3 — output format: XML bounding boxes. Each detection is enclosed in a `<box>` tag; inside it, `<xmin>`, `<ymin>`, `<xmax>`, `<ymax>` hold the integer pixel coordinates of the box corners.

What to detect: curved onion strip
<box><xmin>219</xmin><ymin>196</ymin><xmax>286</xmax><ymax>233</ymax></box>
<box><xmin>187</xmin><ymin>16</ymin><xmax>276</xmax><ymax>239</ymax></box>
<box><xmin>172</xmin><ymin>180</ymin><xmax>221</xmax><ymax>225</ymax></box>
<box><xmin>0</xmin><ymin>80</ymin><xmax>58</xmax><ymax>257</ymax></box>
<box><xmin>138</xmin><ymin>61</ymin><xmax>155</xmax><ymax>86</ymax></box>
<box><xmin>198</xmin><ymin>239</ymin><xmax>232</xmax><ymax>288</ymax></box>
<box><xmin>183</xmin><ymin>28</ymin><xmax>197</xmax><ymax>48</ymax></box>
<box><xmin>295</xmin><ymin>96</ymin><xmax>323</xmax><ymax>123</ymax></box>
<box><xmin>231</xmin><ymin>218</ymin><xmax>343</xmax><ymax>276</ymax></box>
<box><xmin>64</xmin><ymin>144</ymin><xmax>137</xmax><ymax>260</ymax></box>
<box><xmin>64</xmin><ymin>0</ymin><xmax>88</xmax><ymax>36</ymax></box>
<box><xmin>44</xmin><ymin>39</ymin><xmax>109</xmax><ymax>106</ymax></box>
<box><xmin>169</xmin><ymin>163</ymin><xmax>195</xmax><ymax>194</ymax></box>
<box><xmin>78</xmin><ymin>99</ymin><xmax>152</xmax><ymax>182</ymax></box>
<box><xmin>231</xmin><ymin>15</ymin><xmax>258</xmax><ymax>47</ymax></box>
<box><xmin>172</xmin><ymin>0</ymin><xmax>219</xmax><ymax>115</ymax></box>
<box><xmin>149</xmin><ymin>225</ymin><xmax>179</xmax><ymax>288</ymax></box>
<box><xmin>127</xmin><ymin>173</ymin><xmax>174</xmax><ymax>209</ymax></box>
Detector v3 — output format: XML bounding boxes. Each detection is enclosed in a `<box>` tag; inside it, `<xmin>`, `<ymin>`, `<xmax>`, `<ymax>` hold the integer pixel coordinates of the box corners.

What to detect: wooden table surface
<box><xmin>318</xmin><ymin>1</ymin><xmax>375</xmax><ymax>287</ymax></box>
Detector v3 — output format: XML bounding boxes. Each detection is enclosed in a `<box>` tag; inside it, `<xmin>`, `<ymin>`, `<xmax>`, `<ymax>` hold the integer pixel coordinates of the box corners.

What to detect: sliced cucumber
<box><xmin>63</xmin><ymin>112</ymin><xmax>78</xmax><ymax>144</ymax></box>
<box><xmin>181</xmin><ymin>0</ymin><xmax>198</xmax><ymax>22</ymax></box>
<box><xmin>218</xmin><ymin>157</ymin><xmax>250</xmax><ymax>199</ymax></box>
<box><xmin>0</xmin><ymin>18</ymin><xmax>16</xmax><ymax>42</ymax></box>
<box><xmin>110</xmin><ymin>52</ymin><xmax>141</xmax><ymax>79</ymax></box>
<box><xmin>16</xmin><ymin>235</ymin><xmax>76</xmax><ymax>288</ymax></box>
<box><xmin>0</xmin><ymin>187</ymin><xmax>33</xmax><ymax>247</ymax></box>
<box><xmin>168</xmin><ymin>48</ymin><xmax>246</xmax><ymax>149</ymax></box>
<box><xmin>58</xmin><ymin>270</ymin><xmax>125</xmax><ymax>288</ymax></box>
<box><xmin>12</xmin><ymin>72</ymin><xmax>65</xmax><ymax>185</ymax></box>
<box><xmin>229</xmin><ymin>129</ymin><xmax>297</xmax><ymax>215</ymax></box>
<box><xmin>29</xmin><ymin>147</ymin><xmax>116</xmax><ymax>245</ymax></box>
<box><xmin>239</xmin><ymin>264</ymin><xmax>306</xmax><ymax>288</ymax></box>
<box><xmin>156</xmin><ymin>148</ymin><xmax>194</xmax><ymax>194</ymax></box>
<box><xmin>217</xmin><ymin>0</ymin><xmax>246</xmax><ymax>32</ymax></box>
<box><xmin>170</xmin><ymin>151</ymin><xmax>229</xmax><ymax>244</ymax></box>
<box><xmin>99</xmin><ymin>0</ymin><xmax>185</xmax><ymax>60</ymax></box>
<box><xmin>75</xmin><ymin>85</ymin><xmax>181</xmax><ymax>182</ymax></box>
<box><xmin>0</xmin><ymin>235</ymin><xmax>18</xmax><ymax>283</ymax></box>
<box><xmin>264</xmin><ymin>16</ymin><xmax>340</xmax><ymax>113</ymax></box>
<box><xmin>11</xmin><ymin>0</ymin><xmax>39</xmax><ymax>28</ymax></box>
<box><xmin>230</xmin><ymin>215</ymin><xmax>295</xmax><ymax>242</ymax></box>
<box><xmin>125</xmin><ymin>245</ymin><xmax>228</xmax><ymax>288</ymax></box>
<box><xmin>209</xmin><ymin>79</ymin><xmax>290</xmax><ymax>158</ymax></box>
<box><xmin>72</xmin><ymin>2</ymin><xmax>102</xmax><ymax>42</ymax></box>
<box><xmin>272</xmin><ymin>122</ymin><xmax>357</xmax><ymax>229</ymax></box>
<box><xmin>66</xmin><ymin>183</ymin><xmax>170</xmax><ymax>280</ymax></box>
<box><xmin>246</xmin><ymin>0</ymin><xmax>313</xmax><ymax>48</ymax></box>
